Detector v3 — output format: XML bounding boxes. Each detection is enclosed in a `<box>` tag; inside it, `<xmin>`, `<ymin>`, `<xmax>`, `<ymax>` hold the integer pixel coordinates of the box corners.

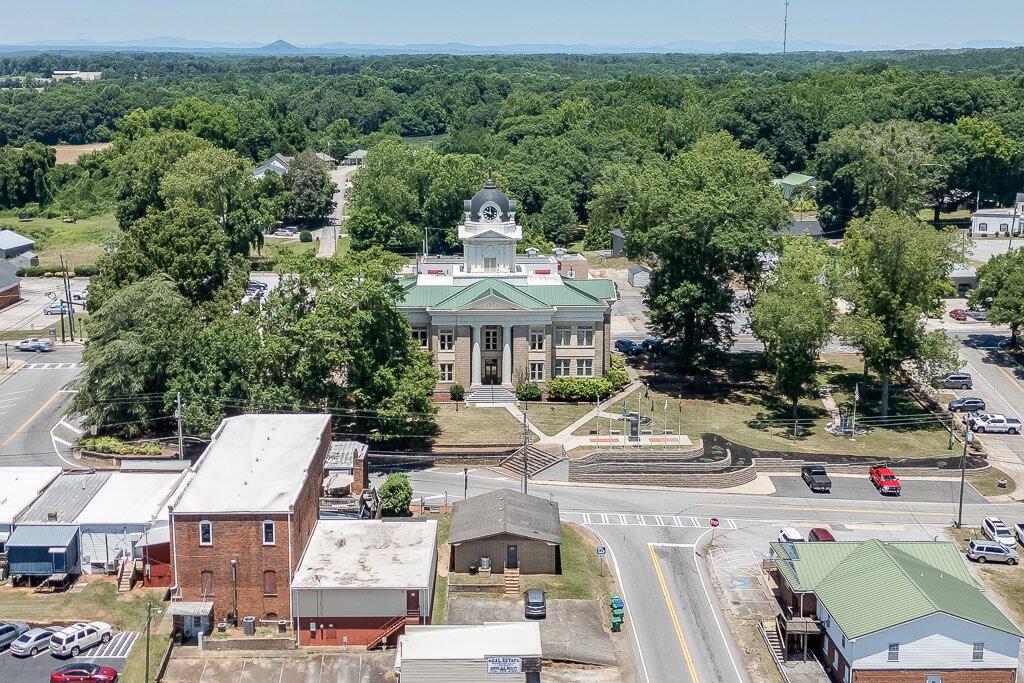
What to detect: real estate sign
<box><xmin>486</xmin><ymin>656</ymin><xmax>523</xmax><ymax>674</ymax></box>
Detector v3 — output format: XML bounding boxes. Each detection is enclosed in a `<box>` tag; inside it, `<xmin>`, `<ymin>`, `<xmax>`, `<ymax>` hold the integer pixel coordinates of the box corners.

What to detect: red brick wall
<box><xmin>296</xmin><ymin>615</ymin><xmax>425</xmax><ymax>647</ymax></box>
<box><xmin>853</xmin><ymin>669</ymin><xmax>1015</xmax><ymax>683</ymax></box>
<box><xmin>0</xmin><ymin>283</ymin><xmax>20</xmax><ymax>310</ymax></box>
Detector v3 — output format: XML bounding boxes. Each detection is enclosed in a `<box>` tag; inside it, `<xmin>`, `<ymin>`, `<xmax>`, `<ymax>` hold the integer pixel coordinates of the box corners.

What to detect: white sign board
<box><xmin>486</xmin><ymin>656</ymin><xmax>523</xmax><ymax>675</ymax></box>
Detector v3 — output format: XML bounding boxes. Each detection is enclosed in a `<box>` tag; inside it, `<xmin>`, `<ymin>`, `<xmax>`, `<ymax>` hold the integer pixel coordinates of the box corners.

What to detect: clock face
<box><xmin>481</xmin><ymin>205</ymin><xmax>499</xmax><ymax>222</ymax></box>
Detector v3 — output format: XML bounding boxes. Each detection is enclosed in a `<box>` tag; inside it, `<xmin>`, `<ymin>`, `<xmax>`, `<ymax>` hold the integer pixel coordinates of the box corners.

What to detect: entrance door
<box><xmin>483</xmin><ymin>359</ymin><xmax>499</xmax><ymax>385</ymax></box>
<box><xmin>506</xmin><ymin>544</ymin><xmax>518</xmax><ymax>570</ymax></box>
<box><xmin>407</xmin><ymin>590</ymin><xmax>420</xmax><ymax>616</ymax></box>
<box><xmin>51</xmin><ymin>550</ymin><xmax>67</xmax><ymax>573</ymax></box>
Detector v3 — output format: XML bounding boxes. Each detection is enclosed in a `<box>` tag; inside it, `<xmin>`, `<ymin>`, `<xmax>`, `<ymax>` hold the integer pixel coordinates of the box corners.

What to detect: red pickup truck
<box><xmin>869</xmin><ymin>465</ymin><xmax>902</xmax><ymax>496</ymax></box>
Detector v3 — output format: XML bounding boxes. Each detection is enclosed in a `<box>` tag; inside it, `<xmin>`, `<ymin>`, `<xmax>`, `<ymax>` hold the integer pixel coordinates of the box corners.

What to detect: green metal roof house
<box><xmin>768</xmin><ymin>539</ymin><xmax>1022</xmax><ymax>682</ymax></box>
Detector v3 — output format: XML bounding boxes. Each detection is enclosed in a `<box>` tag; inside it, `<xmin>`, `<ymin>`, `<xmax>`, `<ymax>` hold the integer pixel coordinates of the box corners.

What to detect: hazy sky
<box><xmin>1</xmin><ymin>0</ymin><xmax>1019</xmax><ymax>47</ymax></box>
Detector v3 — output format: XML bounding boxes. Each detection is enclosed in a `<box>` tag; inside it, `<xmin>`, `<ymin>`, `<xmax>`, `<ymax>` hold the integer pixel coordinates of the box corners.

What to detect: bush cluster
<box><xmin>449</xmin><ymin>383</ymin><xmax>465</xmax><ymax>401</ymax></box>
<box><xmin>18</xmin><ymin>264</ymin><xmax>98</xmax><ymax>277</ymax></box>
<box><xmin>546</xmin><ymin>376</ymin><xmax>614</xmax><ymax>401</ymax></box>
<box><xmin>80</xmin><ymin>436</ymin><xmax>162</xmax><ymax>455</ymax></box>
<box><xmin>605</xmin><ymin>355</ymin><xmax>630</xmax><ymax>391</ymax></box>
<box><xmin>515</xmin><ymin>380</ymin><xmax>542</xmax><ymax>401</ymax></box>
<box><xmin>298</xmin><ymin>230</ymin><xmax>313</xmax><ymax>243</ymax></box>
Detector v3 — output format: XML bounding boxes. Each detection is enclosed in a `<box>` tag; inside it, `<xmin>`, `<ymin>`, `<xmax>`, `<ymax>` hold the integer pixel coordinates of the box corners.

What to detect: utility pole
<box><xmin>60</xmin><ymin>254</ymin><xmax>74</xmax><ymax>341</ymax></box>
<box><xmin>850</xmin><ymin>383</ymin><xmax>859</xmax><ymax>441</ymax></box>
<box><xmin>782</xmin><ymin>0</ymin><xmax>790</xmax><ymax>55</ymax></box>
<box><xmin>463</xmin><ymin>467</ymin><xmax>468</xmax><ymax>499</ymax></box>
<box><xmin>175</xmin><ymin>392</ymin><xmax>185</xmax><ymax>460</ymax></box>
<box><xmin>144</xmin><ymin>600</ymin><xmax>156</xmax><ymax>683</ymax></box>
<box><xmin>3</xmin><ymin>342</ymin><xmax>7</xmax><ymax>369</ymax></box>
<box><xmin>956</xmin><ymin>430</ymin><xmax>974</xmax><ymax>529</ymax></box>
<box><xmin>522</xmin><ymin>412</ymin><xmax>530</xmax><ymax>495</ymax></box>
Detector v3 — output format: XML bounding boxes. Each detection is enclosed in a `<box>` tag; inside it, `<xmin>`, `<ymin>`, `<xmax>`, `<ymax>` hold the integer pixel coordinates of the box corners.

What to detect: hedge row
<box><xmin>18</xmin><ymin>264</ymin><xmax>98</xmax><ymax>277</ymax></box>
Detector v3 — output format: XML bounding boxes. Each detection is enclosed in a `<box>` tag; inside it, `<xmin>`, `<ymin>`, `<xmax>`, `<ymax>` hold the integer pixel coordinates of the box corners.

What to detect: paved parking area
<box><xmin>0</xmin><ymin>277</ymin><xmax>88</xmax><ymax>333</ymax></box>
<box><xmin>446</xmin><ymin>595</ymin><xmax>616</xmax><ymax>666</ymax></box>
<box><xmin>769</xmin><ymin>474</ymin><xmax>986</xmax><ymax>504</ymax></box>
<box><xmin>163</xmin><ymin>650</ymin><xmax>392</xmax><ymax>683</ymax></box>
<box><xmin>0</xmin><ymin>631</ymin><xmax>136</xmax><ymax>683</ymax></box>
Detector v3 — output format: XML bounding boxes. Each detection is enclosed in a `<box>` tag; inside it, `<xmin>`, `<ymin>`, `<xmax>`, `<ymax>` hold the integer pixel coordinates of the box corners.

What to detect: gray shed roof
<box><xmin>345</xmin><ymin>149</ymin><xmax>368</xmax><ymax>159</ymax></box>
<box><xmin>449</xmin><ymin>489</ymin><xmax>560</xmax><ymax>545</ymax></box>
<box><xmin>7</xmin><ymin>524</ymin><xmax>78</xmax><ymax>548</ymax></box>
<box><xmin>0</xmin><ymin>260</ymin><xmax>18</xmax><ymax>291</ymax></box>
<box><xmin>17</xmin><ymin>472</ymin><xmax>110</xmax><ymax>523</ymax></box>
<box><xmin>0</xmin><ymin>229</ymin><xmax>34</xmax><ymax>252</ymax></box>
<box><xmin>170</xmin><ymin>601</ymin><xmax>214</xmax><ymax>617</ymax></box>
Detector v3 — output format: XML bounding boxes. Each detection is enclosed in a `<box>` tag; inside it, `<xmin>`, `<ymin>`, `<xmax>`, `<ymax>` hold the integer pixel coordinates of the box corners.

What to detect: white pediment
<box><xmin>457</xmin><ymin>293</ymin><xmax>528</xmax><ymax>311</ymax></box>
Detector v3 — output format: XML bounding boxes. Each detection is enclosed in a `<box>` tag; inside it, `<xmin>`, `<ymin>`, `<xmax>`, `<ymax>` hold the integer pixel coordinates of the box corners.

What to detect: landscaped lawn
<box><xmin>427</xmin><ymin>514</ymin><xmax>451</xmax><ymax>625</ymax></box>
<box><xmin>521</xmin><ymin>402</ymin><xmax>595</xmax><ymax>437</ymax></box>
<box><xmin>573</xmin><ymin>353</ymin><xmax>953</xmax><ymax>458</ymax></box>
<box><xmin>968</xmin><ymin>467</ymin><xmax>1017</xmax><ymax>498</ymax></box>
<box><xmin>1</xmin><ymin>213</ymin><xmax>117</xmax><ymax>268</ymax></box>
<box><xmin>254</xmin><ymin>239</ymin><xmax>317</xmax><ymax>271</ymax></box>
<box><xmin>0</xmin><ymin>577</ymin><xmax>168</xmax><ymax>683</ymax></box>
<box><xmin>434</xmin><ymin>404</ymin><xmax>528</xmax><ymax>446</ymax></box>
<box><xmin>944</xmin><ymin>526</ymin><xmax>1024</xmax><ymax>628</ymax></box>
<box><xmin>521</xmin><ymin>523</ymin><xmax>612</xmax><ymax>601</ymax></box>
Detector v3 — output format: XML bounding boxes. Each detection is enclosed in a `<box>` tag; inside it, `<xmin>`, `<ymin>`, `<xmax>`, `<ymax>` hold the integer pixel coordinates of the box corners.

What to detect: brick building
<box><xmin>0</xmin><ymin>260</ymin><xmax>20</xmax><ymax>311</ymax></box>
<box><xmin>398</xmin><ymin>181</ymin><xmax>616</xmax><ymax>399</ymax></box>
<box><xmin>169</xmin><ymin>414</ymin><xmax>331</xmax><ymax>625</ymax></box>
<box><xmin>769</xmin><ymin>539</ymin><xmax>1022</xmax><ymax>682</ymax></box>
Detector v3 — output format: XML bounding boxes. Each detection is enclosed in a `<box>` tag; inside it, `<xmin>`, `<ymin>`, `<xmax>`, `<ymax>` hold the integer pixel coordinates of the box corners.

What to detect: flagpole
<box><xmin>850</xmin><ymin>382</ymin><xmax>859</xmax><ymax>441</ymax></box>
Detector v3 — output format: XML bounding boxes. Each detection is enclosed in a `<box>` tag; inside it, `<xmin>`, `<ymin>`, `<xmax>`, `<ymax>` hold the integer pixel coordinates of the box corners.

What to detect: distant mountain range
<box><xmin>1</xmin><ymin>37</ymin><xmax>1022</xmax><ymax>56</ymax></box>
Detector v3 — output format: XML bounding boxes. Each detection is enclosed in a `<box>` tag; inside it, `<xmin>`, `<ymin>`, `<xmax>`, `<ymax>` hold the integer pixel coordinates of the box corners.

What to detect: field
<box><xmin>1</xmin><ymin>213</ymin><xmax>116</xmax><ymax>268</ymax></box>
<box><xmin>52</xmin><ymin>142</ymin><xmax>112</xmax><ymax>165</ymax></box>
<box><xmin>521</xmin><ymin>402</ymin><xmax>594</xmax><ymax>436</ymax></box>
<box><xmin>433</xmin><ymin>404</ymin><xmax>527</xmax><ymax>446</ymax></box>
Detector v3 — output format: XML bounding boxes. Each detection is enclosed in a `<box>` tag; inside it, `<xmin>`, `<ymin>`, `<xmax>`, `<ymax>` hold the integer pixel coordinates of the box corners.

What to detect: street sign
<box><xmin>709</xmin><ymin>517</ymin><xmax>720</xmax><ymax>528</ymax></box>
<box><xmin>48</xmin><ymin>328</ymin><xmax>56</xmax><ymax>338</ymax></box>
<box><xmin>596</xmin><ymin>546</ymin><xmax>606</xmax><ymax>557</ymax></box>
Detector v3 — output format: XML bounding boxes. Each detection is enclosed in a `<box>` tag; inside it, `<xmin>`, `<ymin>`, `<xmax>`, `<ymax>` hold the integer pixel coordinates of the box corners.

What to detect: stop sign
<box><xmin>709</xmin><ymin>517</ymin><xmax>720</xmax><ymax>528</ymax></box>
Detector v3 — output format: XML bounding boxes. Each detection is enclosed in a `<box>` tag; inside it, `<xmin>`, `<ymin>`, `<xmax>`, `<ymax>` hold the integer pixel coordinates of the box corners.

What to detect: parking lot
<box><xmin>768</xmin><ymin>473</ymin><xmax>986</xmax><ymax>504</ymax></box>
<box><xmin>0</xmin><ymin>631</ymin><xmax>136</xmax><ymax>682</ymax></box>
<box><xmin>0</xmin><ymin>277</ymin><xmax>88</xmax><ymax>334</ymax></box>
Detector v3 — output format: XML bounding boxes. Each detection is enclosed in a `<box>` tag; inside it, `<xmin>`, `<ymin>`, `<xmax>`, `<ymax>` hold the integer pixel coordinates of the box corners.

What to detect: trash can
<box><xmin>277</xmin><ymin>620</ymin><xmax>288</xmax><ymax>634</ymax></box>
<box><xmin>243</xmin><ymin>616</ymin><xmax>256</xmax><ymax>636</ymax></box>
<box><xmin>479</xmin><ymin>556</ymin><xmax>492</xmax><ymax>571</ymax></box>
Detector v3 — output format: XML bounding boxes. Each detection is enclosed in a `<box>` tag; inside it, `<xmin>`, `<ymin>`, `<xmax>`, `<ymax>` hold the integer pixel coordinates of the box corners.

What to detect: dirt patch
<box><xmin>53</xmin><ymin>142</ymin><xmax>112</xmax><ymax>164</ymax></box>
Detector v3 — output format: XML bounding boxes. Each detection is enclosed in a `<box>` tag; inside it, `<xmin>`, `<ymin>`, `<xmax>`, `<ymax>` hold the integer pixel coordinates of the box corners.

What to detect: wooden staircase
<box><xmin>504</xmin><ymin>567</ymin><xmax>521</xmax><ymax>595</ymax></box>
<box><xmin>759</xmin><ymin>617</ymin><xmax>787</xmax><ymax>665</ymax></box>
<box><xmin>366</xmin><ymin>614</ymin><xmax>409</xmax><ymax>650</ymax></box>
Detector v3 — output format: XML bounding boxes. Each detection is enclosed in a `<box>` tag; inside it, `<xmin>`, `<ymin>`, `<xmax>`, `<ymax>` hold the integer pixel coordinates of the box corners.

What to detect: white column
<box><xmin>471</xmin><ymin>325</ymin><xmax>482</xmax><ymax>386</ymax></box>
<box><xmin>502</xmin><ymin>325</ymin><xmax>513</xmax><ymax>386</ymax></box>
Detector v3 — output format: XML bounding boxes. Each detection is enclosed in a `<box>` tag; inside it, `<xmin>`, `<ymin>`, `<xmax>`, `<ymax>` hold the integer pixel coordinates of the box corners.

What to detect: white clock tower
<box><xmin>458</xmin><ymin>180</ymin><xmax>522</xmax><ymax>274</ymax></box>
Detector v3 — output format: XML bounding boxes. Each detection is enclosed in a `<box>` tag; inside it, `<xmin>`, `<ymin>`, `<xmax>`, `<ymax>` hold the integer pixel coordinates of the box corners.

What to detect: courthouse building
<box><xmin>398</xmin><ymin>182</ymin><xmax>616</xmax><ymax>395</ymax></box>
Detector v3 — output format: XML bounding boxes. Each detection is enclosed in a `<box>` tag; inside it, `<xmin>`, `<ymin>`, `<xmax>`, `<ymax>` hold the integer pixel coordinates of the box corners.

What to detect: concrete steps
<box><xmin>467</xmin><ymin>386</ymin><xmax>517</xmax><ymax>404</ymax></box>
<box><xmin>500</xmin><ymin>444</ymin><xmax>565</xmax><ymax>478</ymax></box>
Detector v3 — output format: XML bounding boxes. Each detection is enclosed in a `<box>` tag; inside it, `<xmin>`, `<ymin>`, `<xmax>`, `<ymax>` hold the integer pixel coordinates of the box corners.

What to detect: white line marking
<box><xmin>673</xmin><ymin>516</ymin><xmax>683</xmax><ymax>527</ymax></box>
<box><xmin>693</xmin><ymin>529</ymin><xmax>746</xmax><ymax>682</ymax></box>
<box><xmin>59</xmin><ymin>419</ymin><xmax>84</xmax><ymax>434</ymax></box>
<box><xmin>584</xmin><ymin>525</ymin><xmax>651</xmax><ymax>683</ymax></box>
<box><xmin>690</xmin><ymin>516</ymin><xmax>699</xmax><ymax>527</ymax></box>
<box><xmin>637</xmin><ymin>515</ymin><xmax>646</xmax><ymax>526</ymax></box>
<box><xmin>600</xmin><ymin>513</ymin><xmax>608</xmax><ymax>524</ymax></box>
<box><xmin>648</xmin><ymin>542</ymin><xmax>696</xmax><ymax>548</ymax></box>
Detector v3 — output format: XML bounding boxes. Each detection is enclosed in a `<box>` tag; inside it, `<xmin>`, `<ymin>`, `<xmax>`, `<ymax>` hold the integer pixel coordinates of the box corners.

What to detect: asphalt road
<box><xmin>768</xmin><ymin>473</ymin><xmax>986</xmax><ymax>504</ymax></box>
<box><xmin>0</xmin><ymin>345</ymin><xmax>83</xmax><ymax>468</ymax></box>
<box><xmin>395</xmin><ymin>466</ymin><xmax>1023</xmax><ymax>683</ymax></box>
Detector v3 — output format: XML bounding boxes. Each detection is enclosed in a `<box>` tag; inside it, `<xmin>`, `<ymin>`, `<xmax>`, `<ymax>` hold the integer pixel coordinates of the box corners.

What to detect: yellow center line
<box><xmin>648</xmin><ymin>544</ymin><xmax>700</xmax><ymax>682</ymax></box>
<box><xmin>2</xmin><ymin>390</ymin><xmax>61</xmax><ymax>447</ymax></box>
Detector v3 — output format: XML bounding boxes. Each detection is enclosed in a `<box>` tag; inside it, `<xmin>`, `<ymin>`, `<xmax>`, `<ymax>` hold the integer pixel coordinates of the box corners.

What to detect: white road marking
<box><xmin>50</xmin><ymin>422</ymin><xmax>84</xmax><ymax>470</ymax></box>
<box><xmin>59</xmin><ymin>419</ymin><xmax>84</xmax><ymax>434</ymax></box>
<box><xmin>692</xmin><ymin>529</ymin><xmax>746</xmax><ymax>682</ymax></box>
<box><xmin>648</xmin><ymin>542</ymin><xmax>696</xmax><ymax>548</ymax></box>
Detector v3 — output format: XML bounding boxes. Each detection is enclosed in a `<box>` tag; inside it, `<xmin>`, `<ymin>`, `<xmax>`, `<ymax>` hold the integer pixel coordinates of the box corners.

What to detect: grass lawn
<box><xmin>581</xmin><ymin>250</ymin><xmax>632</xmax><ymax>271</ymax></box>
<box><xmin>521</xmin><ymin>523</ymin><xmax>612</xmax><ymax>601</ymax></box>
<box><xmin>944</xmin><ymin>526</ymin><xmax>1024</xmax><ymax>628</ymax></box>
<box><xmin>0</xmin><ymin>577</ymin><xmax>167</xmax><ymax>682</ymax></box>
<box><xmin>1</xmin><ymin>213</ymin><xmax>116</xmax><ymax>269</ymax></box>
<box><xmin>574</xmin><ymin>353</ymin><xmax>953</xmax><ymax>458</ymax></box>
<box><xmin>427</xmin><ymin>514</ymin><xmax>451</xmax><ymax>625</ymax></box>
<box><xmin>434</xmin><ymin>404</ymin><xmax>529</xmax><ymax>446</ymax></box>
<box><xmin>255</xmin><ymin>239</ymin><xmax>317</xmax><ymax>272</ymax></box>
<box><xmin>521</xmin><ymin>402</ymin><xmax>594</xmax><ymax>437</ymax></box>
<box><xmin>968</xmin><ymin>467</ymin><xmax>1017</xmax><ymax>497</ymax></box>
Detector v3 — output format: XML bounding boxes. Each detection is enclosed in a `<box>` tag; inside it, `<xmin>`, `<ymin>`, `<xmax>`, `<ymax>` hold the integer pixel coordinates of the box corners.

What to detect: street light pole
<box><xmin>957</xmin><ymin>430</ymin><xmax>974</xmax><ymax>529</ymax></box>
<box><xmin>144</xmin><ymin>601</ymin><xmax>153</xmax><ymax>683</ymax></box>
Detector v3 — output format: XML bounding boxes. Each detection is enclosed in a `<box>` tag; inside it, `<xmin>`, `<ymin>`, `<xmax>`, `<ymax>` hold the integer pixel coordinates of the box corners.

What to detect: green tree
<box><xmin>989</xmin><ymin>270</ymin><xmax>1024</xmax><ymax>349</ymax></box>
<box><xmin>838</xmin><ymin>209</ymin><xmax>961</xmax><ymax>415</ymax></box>
<box><xmin>284</xmin><ymin>150</ymin><xmax>337</xmax><ymax>225</ymax></box>
<box><xmin>379</xmin><ymin>473</ymin><xmax>413</xmax><ymax>517</ymax></box>
<box><xmin>629</xmin><ymin>132</ymin><xmax>790</xmax><ymax>367</ymax></box>
<box><xmin>751</xmin><ymin>238</ymin><xmax>835</xmax><ymax>417</ymax></box>
<box><xmin>526</xmin><ymin>195</ymin><xmax>578</xmax><ymax>246</ymax></box>
<box><xmin>975</xmin><ymin>251</ymin><xmax>1024</xmax><ymax>347</ymax></box>
<box><xmin>71</xmin><ymin>277</ymin><xmax>195</xmax><ymax>436</ymax></box>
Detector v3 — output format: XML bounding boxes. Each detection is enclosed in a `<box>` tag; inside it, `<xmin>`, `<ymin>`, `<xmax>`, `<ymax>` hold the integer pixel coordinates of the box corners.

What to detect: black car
<box><xmin>614</xmin><ymin>339</ymin><xmax>643</xmax><ymax>355</ymax></box>
<box><xmin>949</xmin><ymin>397</ymin><xmax>986</xmax><ymax>413</ymax></box>
<box><xmin>801</xmin><ymin>464</ymin><xmax>832</xmax><ymax>493</ymax></box>
<box><xmin>524</xmin><ymin>589</ymin><xmax>547</xmax><ymax>619</ymax></box>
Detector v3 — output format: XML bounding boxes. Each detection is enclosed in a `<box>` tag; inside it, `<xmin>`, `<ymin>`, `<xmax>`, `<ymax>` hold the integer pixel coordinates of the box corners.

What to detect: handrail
<box><xmin>366</xmin><ymin>614</ymin><xmax>407</xmax><ymax>650</ymax></box>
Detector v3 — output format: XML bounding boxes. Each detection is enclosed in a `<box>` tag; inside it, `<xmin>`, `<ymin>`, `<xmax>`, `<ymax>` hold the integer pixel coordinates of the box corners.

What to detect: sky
<box><xmin>1</xmin><ymin>0</ymin><xmax>1021</xmax><ymax>48</ymax></box>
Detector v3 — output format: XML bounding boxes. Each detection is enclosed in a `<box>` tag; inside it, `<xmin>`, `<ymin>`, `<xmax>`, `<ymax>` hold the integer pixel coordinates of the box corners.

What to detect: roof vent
<box><xmin>47</xmin><ymin>511</ymin><xmax>58</xmax><ymax>521</ymax></box>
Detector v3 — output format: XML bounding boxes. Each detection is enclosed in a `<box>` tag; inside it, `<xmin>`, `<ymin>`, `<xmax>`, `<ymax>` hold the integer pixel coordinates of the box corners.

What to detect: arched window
<box><xmin>263</xmin><ymin>570</ymin><xmax>277</xmax><ymax>597</ymax></box>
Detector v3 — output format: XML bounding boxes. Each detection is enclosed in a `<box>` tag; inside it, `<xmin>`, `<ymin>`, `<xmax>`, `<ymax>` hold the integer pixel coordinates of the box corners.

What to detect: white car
<box><xmin>273</xmin><ymin>227</ymin><xmax>297</xmax><ymax>237</ymax></box>
<box><xmin>982</xmin><ymin>516</ymin><xmax>1017</xmax><ymax>549</ymax></box>
<box><xmin>49</xmin><ymin>621</ymin><xmax>112</xmax><ymax>658</ymax></box>
<box><xmin>1015</xmin><ymin>523</ymin><xmax>1024</xmax><ymax>546</ymax></box>
<box><xmin>777</xmin><ymin>527</ymin><xmax>803</xmax><ymax>544</ymax></box>
<box><xmin>71</xmin><ymin>290</ymin><xmax>88</xmax><ymax>301</ymax></box>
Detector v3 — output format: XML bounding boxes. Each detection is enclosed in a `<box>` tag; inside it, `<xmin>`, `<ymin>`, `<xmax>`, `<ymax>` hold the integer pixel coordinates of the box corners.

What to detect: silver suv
<box><xmin>943</xmin><ymin>373</ymin><xmax>973</xmax><ymax>390</ymax></box>
<box><xmin>967</xmin><ymin>539</ymin><xmax>1019</xmax><ymax>565</ymax></box>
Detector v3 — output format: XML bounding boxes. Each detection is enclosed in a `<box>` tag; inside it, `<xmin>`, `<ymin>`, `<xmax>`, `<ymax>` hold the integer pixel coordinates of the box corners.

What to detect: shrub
<box><xmin>606</xmin><ymin>355</ymin><xmax>630</xmax><ymax>391</ymax></box>
<box><xmin>299</xmin><ymin>230</ymin><xmax>313</xmax><ymax>243</ymax></box>
<box><xmin>547</xmin><ymin>377</ymin><xmax>613</xmax><ymax>402</ymax></box>
<box><xmin>379</xmin><ymin>473</ymin><xmax>413</xmax><ymax>517</ymax></box>
<box><xmin>516</xmin><ymin>380</ymin><xmax>542</xmax><ymax>401</ymax></box>
<box><xmin>449</xmin><ymin>383</ymin><xmax>465</xmax><ymax>401</ymax></box>
<box><xmin>80</xmin><ymin>436</ymin><xmax>162</xmax><ymax>456</ymax></box>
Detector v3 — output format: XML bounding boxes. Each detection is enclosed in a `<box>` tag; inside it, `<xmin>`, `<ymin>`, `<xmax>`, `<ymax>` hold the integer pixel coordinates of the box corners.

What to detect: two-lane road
<box><xmin>0</xmin><ymin>345</ymin><xmax>83</xmax><ymax>467</ymax></box>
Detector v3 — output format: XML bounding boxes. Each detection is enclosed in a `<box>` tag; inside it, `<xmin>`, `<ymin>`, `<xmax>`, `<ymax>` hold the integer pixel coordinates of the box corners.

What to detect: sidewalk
<box><xmin>0</xmin><ymin>358</ymin><xmax>25</xmax><ymax>386</ymax></box>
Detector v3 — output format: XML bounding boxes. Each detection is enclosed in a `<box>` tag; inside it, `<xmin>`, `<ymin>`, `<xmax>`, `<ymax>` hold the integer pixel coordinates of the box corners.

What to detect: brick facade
<box><xmin>852</xmin><ymin>669</ymin><xmax>1014</xmax><ymax>683</ymax></box>
<box><xmin>512</xmin><ymin>325</ymin><xmax>530</xmax><ymax>384</ymax></box>
<box><xmin>0</xmin><ymin>283</ymin><xmax>19</xmax><ymax>310</ymax></box>
<box><xmin>453</xmin><ymin>324</ymin><xmax>471</xmax><ymax>387</ymax></box>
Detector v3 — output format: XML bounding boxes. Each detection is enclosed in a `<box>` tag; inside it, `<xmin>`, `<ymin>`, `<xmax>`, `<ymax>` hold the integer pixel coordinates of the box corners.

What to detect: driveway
<box><xmin>446</xmin><ymin>595</ymin><xmax>615</xmax><ymax>666</ymax></box>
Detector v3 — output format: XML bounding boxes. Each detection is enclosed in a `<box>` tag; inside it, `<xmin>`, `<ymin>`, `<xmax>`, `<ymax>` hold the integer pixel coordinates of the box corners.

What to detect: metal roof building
<box><xmin>396</xmin><ymin>622</ymin><xmax>543</xmax><ymax>682</ymax></box>
<box><xmin>449</xmin><ymin>489</ymin><xmax>561</xmax><ymax>575</ymax></box>
<box><xmin>17</xmin><ymin>471</ymin><xmax>110</xmax><ymax>524</ymax></box>
<box><xmin>0</xmin><ymin>467</ymin><xmax>61</xmax><ymax>534</ymax></box>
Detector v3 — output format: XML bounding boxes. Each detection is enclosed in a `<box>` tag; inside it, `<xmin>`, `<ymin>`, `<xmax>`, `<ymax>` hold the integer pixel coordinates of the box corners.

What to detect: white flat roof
<box><xmin>74</xmin><ymin>472</ymin><xmax>185</xmax><ymax>526</ymax></box>
<box><xmin>173</xmin><ymin>414</ymin><xmax>330</xmax><ymax>515</ymax></box>
<box><xmin>399</xmin><ymin>622</ymin><xmax>542</xmax><ymax>661</ymax></box>
<box><xmin>0</xmin><ymin>467</ymin><xmax>61</xmax><ymax>524</ymax></box>
<box><xmin>292</xmin><ymin>520</ymin><xmax>437</xmax><ymax>590</ymax></box>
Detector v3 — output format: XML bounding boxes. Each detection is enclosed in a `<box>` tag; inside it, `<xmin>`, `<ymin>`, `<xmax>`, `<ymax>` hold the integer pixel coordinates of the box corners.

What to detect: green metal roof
<box><xmin>397</xmin><ymin>276</ymin><xmax>615</xmax><ymax>310</ymax></box>
<box><xmin>772</xmin><ymin>540</ymin><xmax>1023</xmax><ymax>640</ymax></box>
<box><xmin>778</xmin><ymin>172</ymin><xmax>816</xmax><ymax>187</ymax></box>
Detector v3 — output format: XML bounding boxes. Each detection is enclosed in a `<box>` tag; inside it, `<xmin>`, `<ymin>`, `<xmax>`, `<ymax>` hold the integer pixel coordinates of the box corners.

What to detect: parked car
<box><xmin>801</xmin><ymin>464</ymin><xmax>832</xmax><ymax>493</ymax></box>
<box><xmin>273</xmin><ymin>227</ymin><xmax>297</xmax><ymax>237</ymax></box>
<box><xmin>777</xmin><ymin>527</ymin><xmax>803</xmax><ymax>543</ymax></box>
<box><xmin>49</xmin><ymin>622</ymin><xmax>112</xmax><ymax>658</ymax></box>
<box><xmin>948</xmin><ymin>397</ymin><xmax>986</xmax><ymax>413</ymax></box>
<box><xmin>71</xmin><ymin>290</ymin><xmax>88</xmax><ymax>302</ymax></box>
<box><xmin>949</xmin><ymin>308</ymin><xmax>968</xmax><ymax>321</ymax></box>
<box><xmin>868</xmin><ymin>465</ymin><xmax>902</xmax><ymax>496</ymax></box>
<box><xmin>966</xmin><ymin>309</ymin><xmax>989</xmax><ymax>321</ymax></box>
<box><xmin>50</xmin><ymin>663</ymin><xmax>118</xmax><ymax>682</ymax></box>
<box><xmin>0</xmin><ymin>621</ymin><xmax>30</xmax><ymax>650</ymax></box>
<box><xmin>641</xmin><ymin>338</ymin><xmax>665</xmax><ymax>354</ymax></box>
<box><xmin>983</xmin><ymin>517</ymin><xmax>1017</xmax><ymax>548</ymax></box>
<box><xmin>808</xmin><ymin>528</ymin><xmax>836</xmax><ymax>542</ymax></box>
<box><xmin>614</xmin><ymin>339</ymin><xmax>643</xmax><ymax>355</ymax></box>
<box><xmin>967</xmin><ymin>539</ymin><xmax>1019</xmax><ymax>565</ymax></box>
<box><xmin>942</xmin><ymin>373</ymin><xmax>974</xmax><ymax>390</ymax></box>
<box><xmin>969</xmin><ymin>413</ymin><xmax>1021</xmax><ymax>435</ymax></box>
<box><xmin>524</xmin><ymin>589</ymin><xmax>547</xmax><ymax>619</ymax></box>
<box><xmin>11</xmin><ymin>627</ymin><xmax>57</xmax><ymax>656</ymax></box>
<box><xmin>14</xmin><ymin>337</ymin><xmax>54</xmax><ymax>352</ymax></box>
<box><xmin>43</xmin><ymin>302</ymin><xmax>70</xmax><ymax>316</ymax></box>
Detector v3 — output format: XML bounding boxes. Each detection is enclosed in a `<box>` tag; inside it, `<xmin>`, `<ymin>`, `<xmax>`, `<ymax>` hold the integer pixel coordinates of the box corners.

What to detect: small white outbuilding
<box><xmin>395</xmin><ymin>622</ymin><xmax>542</xmax><ymax>682</ymax></box>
